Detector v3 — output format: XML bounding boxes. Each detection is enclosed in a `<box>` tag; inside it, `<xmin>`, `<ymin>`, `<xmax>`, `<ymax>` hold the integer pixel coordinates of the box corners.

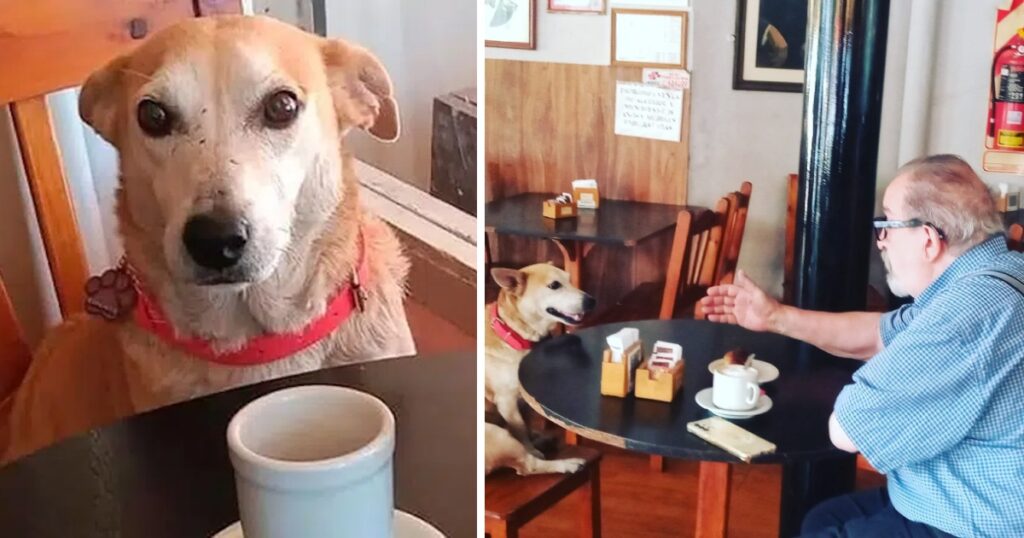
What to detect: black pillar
<box><xmin>795</xmin><ymin>0</ymin><xmax>891</xmax><ymax>312</ymax></box>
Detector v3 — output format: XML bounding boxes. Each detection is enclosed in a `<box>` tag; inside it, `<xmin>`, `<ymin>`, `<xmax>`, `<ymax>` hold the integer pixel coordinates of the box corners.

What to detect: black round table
<box><xmin>519</xmin><ymin>320</ymin><xmax>863</xmax><ymax>538</ymax></box>
<box><xmin>0</xmin><ymin>354</ymin><xmax>475</xmax><ymax>538</ymax></box>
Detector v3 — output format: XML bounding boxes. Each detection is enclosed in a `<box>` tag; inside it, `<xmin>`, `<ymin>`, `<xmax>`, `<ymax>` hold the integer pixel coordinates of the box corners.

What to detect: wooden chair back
<box><xmin>1008</xmin><ymin>223</ymin><xmax>1024</xmax><ymax>252</ymax></box>
<box><xmin>783</xmin><ymin>173</ymin><xmax>799</xmax><ymax>304</ymax></box>
<box><xmin>659</xmin><ymin>196</ymin><xmax>731</xmax><ymax>320</ymax></box>
<box><xmin>714</xmin><ymin>181</ymin><xmax>753</xmax><ymax>286</ymax></box>
<box><xmin>0</xmin><ymin>0</ymin><xmax>241</xmax><ymax>399</ymax></box>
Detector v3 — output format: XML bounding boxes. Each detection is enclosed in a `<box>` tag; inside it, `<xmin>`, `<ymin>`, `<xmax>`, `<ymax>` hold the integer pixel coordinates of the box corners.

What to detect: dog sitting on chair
<box><xmin>484</xmin><ymin>263</ymin><xmax>595</xmax><ymax>475</ymax></box>
<box><xmin>2</xmin><ymin>16</ymin><xmax>416</xmax><ymax>463</ymax></box>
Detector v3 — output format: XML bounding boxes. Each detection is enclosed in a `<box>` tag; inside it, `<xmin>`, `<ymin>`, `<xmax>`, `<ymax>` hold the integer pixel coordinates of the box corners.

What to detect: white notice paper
<box><xmin>615</xmin><ymin>82</ymin><xmax>683</xmax><ymax>142</ymax></box>
<box><xmin>615</xmin><ymin>13</ymin><xmax>683</xmax><ymax>65</ymax></box>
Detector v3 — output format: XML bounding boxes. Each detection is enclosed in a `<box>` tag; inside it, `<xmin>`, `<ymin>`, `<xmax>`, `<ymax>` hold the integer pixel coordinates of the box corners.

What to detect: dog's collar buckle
<box><xmin>490</xmin><ymin>304</ymin><xmax>533</xmax><ymax>351</ymax></box>
<box><xmin>351</xmin><ymin>270</ymin><xmax>367</xmax><ymax>313</ymax></box>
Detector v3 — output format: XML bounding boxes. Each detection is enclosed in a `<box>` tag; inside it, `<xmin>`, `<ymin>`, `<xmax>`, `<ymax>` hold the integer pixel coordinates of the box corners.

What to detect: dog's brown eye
<box><xmin>548</xmin><ymin>281</ymin><xmax>562</xmax><ymax>290</ymax></box>
<box><xmin>137</xmin><ymin>99</ymin><xmax>173</xmax><ymax>137</ymax></box>
<box><xmin>263</xmin><ymin>90</ymin><xmax>300</xmax><ymax>128</ymax></box>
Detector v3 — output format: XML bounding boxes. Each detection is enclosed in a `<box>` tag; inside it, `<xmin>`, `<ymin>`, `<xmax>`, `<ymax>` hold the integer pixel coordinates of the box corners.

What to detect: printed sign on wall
<box><xmin>614</xmin><ymin>82</ymin><xmax>683</xmax><ymax>142</ymax></box>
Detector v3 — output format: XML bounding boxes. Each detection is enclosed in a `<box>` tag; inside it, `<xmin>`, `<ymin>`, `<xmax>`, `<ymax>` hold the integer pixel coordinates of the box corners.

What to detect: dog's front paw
<box><xmin>555</xmin><ymin>457</ymin><xmax>586</xmax><ymax>474</ymax></box>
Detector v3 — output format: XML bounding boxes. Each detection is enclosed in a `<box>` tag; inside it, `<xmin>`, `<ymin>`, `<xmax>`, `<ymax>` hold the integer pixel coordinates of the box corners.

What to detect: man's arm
<box><xmin>771</xmin><ymin>306</ymin><xmax>883</xmax><ymax>360</ymax></box>
<box><xmin>700</xmin><ymin>270</ymin><xmax>884</xmax><ymax>360</ymax></box>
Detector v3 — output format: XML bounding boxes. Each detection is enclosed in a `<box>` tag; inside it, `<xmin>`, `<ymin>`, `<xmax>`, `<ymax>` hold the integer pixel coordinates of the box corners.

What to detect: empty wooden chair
<box><xmin>485</xmin><ymin>446</ymin><xmax>603</xmax><ymax>538</ymax></box>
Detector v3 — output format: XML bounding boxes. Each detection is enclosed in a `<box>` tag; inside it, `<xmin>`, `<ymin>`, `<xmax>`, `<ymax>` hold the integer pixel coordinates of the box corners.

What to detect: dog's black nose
<box><xmin>183</xmin><ymin>212</ymin><xmax>249</xmax><ymax>270</ymax></box>
<box><xmin>582</xmin><ymin>293</ymin><xmax>597</xmax><ymax>312</ymax></box>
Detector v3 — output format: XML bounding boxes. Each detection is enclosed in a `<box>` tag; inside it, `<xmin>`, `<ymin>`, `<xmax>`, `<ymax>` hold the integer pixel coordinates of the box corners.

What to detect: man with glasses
<box><xmin>701</xmin><ymin>154</ymin><xmax>1024</xmax><ymax>537</ymax></box>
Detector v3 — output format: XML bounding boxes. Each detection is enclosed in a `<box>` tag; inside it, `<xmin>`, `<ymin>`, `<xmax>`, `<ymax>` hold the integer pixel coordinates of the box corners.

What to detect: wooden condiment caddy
<box><xmin>600</xmin><ymin>340</ymin><xmax>643</xmax><ymax>397</ymax></box>
<box><xmin>542</xmin><ymin>199</ymin><xmax>578</xmax><ymax>219</ymax></box>
<box><xmin>635</xmin><ymin>358</ymin><xmax>685</xmax><ymax>402</ymax></box>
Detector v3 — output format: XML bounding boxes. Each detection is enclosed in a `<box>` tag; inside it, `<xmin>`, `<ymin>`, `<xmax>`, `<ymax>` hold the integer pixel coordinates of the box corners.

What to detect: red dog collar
<box><xmin>103</xmin><ymin>232</ymin><xmax>369</xmax><ymax>366</ymax></box>
<box><xmin>490</xmin><ymin>303</ymin><xmax>533</xmax><ymax>351</ymax></box>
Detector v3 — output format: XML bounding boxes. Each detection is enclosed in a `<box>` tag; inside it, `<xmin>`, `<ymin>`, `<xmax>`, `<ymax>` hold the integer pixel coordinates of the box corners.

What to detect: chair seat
<box><xmin>485</xmin><ymin>446</ymin><xmax>602</xmax><ymax>525</ymax></box>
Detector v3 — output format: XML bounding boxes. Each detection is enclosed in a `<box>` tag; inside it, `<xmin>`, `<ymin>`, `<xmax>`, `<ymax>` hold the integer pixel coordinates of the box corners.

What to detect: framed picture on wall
<box><xmin>548</xmin><ymin>0</ymin><xmax>605</xmax><ymax>13</ymax></box>
<box><xmin>733</xmin><ymin>0</ymin><xmax>806</xmax><ymax>92</ymax></box>
<box><xmin>611</xmin><ymin>8</ymin><xmax>688</xmax><ymax>68</ymax></box>
<box><xmin>484</xmin><ymin>0</ymin><xmax>536</xmax><ymax>49</ymax></box>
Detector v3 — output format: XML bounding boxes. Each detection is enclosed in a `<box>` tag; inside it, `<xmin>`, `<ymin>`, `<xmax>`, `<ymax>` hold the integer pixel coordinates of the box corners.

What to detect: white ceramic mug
<box><xmin>711</xmin><ymin>364</ymin><xmax>760</xmax><ymax>411</ymax></box>
<box><xmin>227</xmin><ymin>385</ymin><xmax>395</xmax><ymax>538</ymax></box>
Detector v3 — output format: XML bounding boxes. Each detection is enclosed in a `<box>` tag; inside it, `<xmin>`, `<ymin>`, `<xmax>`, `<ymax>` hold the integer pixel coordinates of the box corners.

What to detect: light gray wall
<box><xmin>325</xmin><ymin>1</ymin><xmax>477</xmax><ymax>192</ymax></box>
<box><xmin>687</xmin><ymin>0</ymin><xmax>802</xmax><ymax>296</ymax></box>
<box><xmin>485</xmin><ymin>6</ymin><xmax>611</xmax><ymax>64</ymax></box>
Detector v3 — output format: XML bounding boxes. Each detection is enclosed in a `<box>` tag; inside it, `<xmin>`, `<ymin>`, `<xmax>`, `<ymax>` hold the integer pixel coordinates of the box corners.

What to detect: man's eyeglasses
<box><xmin>872</xmin><ymin>217</ymin><xmax>947</xmax><ymax>242</ymax></box>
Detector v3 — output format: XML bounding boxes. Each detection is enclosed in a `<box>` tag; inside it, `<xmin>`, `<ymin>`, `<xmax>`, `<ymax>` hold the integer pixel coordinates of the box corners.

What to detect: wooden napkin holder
<box><xmin>600</xmin><ymin>340</ymin><xmax>643</xmax><ymax>398</ymax></box>
<box><xmin>543</xmin><ymin>199</ymin><xmax>578</xmax><ymax>219</ymax></box>
<box><xmin>573</xmin><ymin>186</ymin><xmax>600</xmax><ymax>209</ymax></box>
<box><xmin>635</xmin><ymin>358</ymin><xmax>685</xmax><ymax>402</ymax></box>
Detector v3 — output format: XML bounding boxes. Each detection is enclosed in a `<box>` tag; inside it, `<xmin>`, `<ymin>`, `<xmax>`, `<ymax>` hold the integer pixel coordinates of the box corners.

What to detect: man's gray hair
<box><xmin>896</xmin><ymin>154</ymin><xmax>1004</xmax><ymax>254</ymax></box>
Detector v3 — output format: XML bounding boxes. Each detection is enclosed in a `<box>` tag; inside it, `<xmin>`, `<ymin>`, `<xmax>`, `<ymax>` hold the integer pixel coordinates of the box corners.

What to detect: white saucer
<box><xmin>212</xmin><ymin>509</ymin><xmax>445</xmax><ymax>537</ymax></box>
<box><xmin>707</xmin><ymin>358</ymin><xmax>779</xmax><ymax>383</ymax></box>
<box><xmin>695</xmin><ymin>387</ymin><xmax>773</xmax><ymax>419</ymax></box>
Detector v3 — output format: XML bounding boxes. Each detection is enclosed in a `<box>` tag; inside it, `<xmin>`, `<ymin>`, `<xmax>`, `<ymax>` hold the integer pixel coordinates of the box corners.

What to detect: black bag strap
<box><xmin>974</xmin><ymin>269</ymin><xmax>1024</xmax><ymax>297</ymax></box>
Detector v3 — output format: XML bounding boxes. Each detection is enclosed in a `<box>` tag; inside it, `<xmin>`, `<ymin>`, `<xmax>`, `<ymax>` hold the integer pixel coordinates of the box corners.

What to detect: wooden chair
<box><xmin>0</xmin><ymin>277</ymin><xmax>33</xmax><ymax>449</ymax></box>
<box><xmin>587</xmin><ymin>182</ymin><xmax>753</xmax><ymax>329</ymax></box>
<box><xmin>485</xmin><ymin>446</ymin><xmax>602</xmax><ymax>538</ymax></box>
<box><xmin>715</xmin><ymin>181</ymin><xmax>753</xmax><ymax>286</ymax></box>
<box><xmin>0</xmin><ymin>0</ymin><xmax>241</xmax><ymax>401</ymax></box>
<box><xmin>783</xmin><ymin>174</ymin><xmax>800</xmax><ymax>304</ymax></box>
<box><xmin>662</xmin><ymin>181</ymin><xmax>753</xmax><ymax>320</ymax></box>
<box><xmin>1008</xmin><ymin>223</ymin><xmax>1024</xmax><ymax>252</ymax></box>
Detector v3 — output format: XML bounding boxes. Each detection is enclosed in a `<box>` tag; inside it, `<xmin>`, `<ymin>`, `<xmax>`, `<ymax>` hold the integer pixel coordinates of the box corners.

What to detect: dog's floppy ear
<box><xmin>491</xmin><ymin>267</ymin><xmax>526</xmax><ymax>295</ymax></box>
<box><xmin>321</xmin><ymin>39</ymin><xmax>400</xmax><ymax>143</ymax></box>
<box><xmin>79</xmin><ymin>54</ymin><xmax>131</xmax><ymax>144</ymax></box>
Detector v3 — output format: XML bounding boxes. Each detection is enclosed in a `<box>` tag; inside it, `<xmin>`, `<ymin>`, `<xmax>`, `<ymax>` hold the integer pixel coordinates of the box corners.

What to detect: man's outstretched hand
<box><xmin>700</xmin><ymin>269</ymin><xmax>781</xmax><ymax>333</ymax></box>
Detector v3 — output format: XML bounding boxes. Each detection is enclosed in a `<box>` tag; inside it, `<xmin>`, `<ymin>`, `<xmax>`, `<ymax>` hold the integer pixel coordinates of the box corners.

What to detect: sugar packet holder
<box><xmin>542</xmin><ymin>192</ymin><xmax>578</xmax><ymax>219</ymax></box>
<box><xmin>636</xmin><ymin>340</ymin><xmax>685</xmax><ymax>403</ymax></box>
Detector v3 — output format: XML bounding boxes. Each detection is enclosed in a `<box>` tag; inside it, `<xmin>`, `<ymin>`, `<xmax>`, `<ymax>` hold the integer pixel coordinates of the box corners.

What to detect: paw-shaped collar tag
<box><xmin>85</xmin><ymin>268</ymin><xmax>138</xmax><ymax>321</ymax></box>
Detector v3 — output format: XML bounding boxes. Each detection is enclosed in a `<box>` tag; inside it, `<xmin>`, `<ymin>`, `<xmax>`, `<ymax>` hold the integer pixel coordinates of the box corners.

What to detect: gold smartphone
<box><xmin>686</xmin><ymin>417</ymin><xmax>777</xmax><ymax>462</ymax></box>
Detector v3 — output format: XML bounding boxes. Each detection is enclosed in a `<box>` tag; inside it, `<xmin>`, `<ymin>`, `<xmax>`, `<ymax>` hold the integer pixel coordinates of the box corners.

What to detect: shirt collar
<box><xmin>914</xmin><ymin>234</ymin><xmax>1007</xmax><ymax>306</ymax></box>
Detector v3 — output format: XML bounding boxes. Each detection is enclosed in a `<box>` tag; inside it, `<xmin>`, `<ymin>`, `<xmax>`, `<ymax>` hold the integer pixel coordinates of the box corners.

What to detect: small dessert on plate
<box><xmin>723</xmin><ymin>348</ymin><xmax>753</xmax><ymax>367</ymax></box>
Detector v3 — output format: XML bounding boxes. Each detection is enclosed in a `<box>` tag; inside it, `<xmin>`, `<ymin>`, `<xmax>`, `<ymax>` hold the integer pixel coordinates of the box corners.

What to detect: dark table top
<box><xmin>485</xmin><ymin>193</ymin><xmax>702</xmax><ymax>246</ymax></box>
<box><xmin>519</xmin><ymin>320</ymin><xmax>863</xmax><ymax>464</ymax></box>
<box><xmin>0</xmin><ymin>354</ymin><xmax>475</xmax><ymax>538</ymax></box>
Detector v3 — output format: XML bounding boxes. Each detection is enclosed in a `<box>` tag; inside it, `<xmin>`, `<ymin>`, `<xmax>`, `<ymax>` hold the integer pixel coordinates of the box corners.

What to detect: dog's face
<box><xmin>79</xmin><ymin>15</ymin><xmax>399</xmax><ymax>286</ymax></box>
<box><xmin>492</xmin><ymin>264</ymin><xmax>596</xmax><ymax>326</ymax></box>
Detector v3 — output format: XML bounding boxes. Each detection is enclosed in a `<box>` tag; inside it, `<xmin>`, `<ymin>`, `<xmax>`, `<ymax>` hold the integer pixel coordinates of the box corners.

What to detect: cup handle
<box><xmin>746</xmin><ymin>383</ymin><xmax>759</xmax><ymax>405</ymax></box>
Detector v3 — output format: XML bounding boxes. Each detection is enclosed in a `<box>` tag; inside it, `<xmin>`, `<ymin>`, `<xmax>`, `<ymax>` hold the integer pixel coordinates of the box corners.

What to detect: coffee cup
<box><xmin>711</xmin><ymin>364</ymin><xmax>760</xmax><ymax>411</ymax></box>
<box><xmin>226</xmin><ymin>385</ymin><xmax>395</xmax><ymax>538</ymax></box>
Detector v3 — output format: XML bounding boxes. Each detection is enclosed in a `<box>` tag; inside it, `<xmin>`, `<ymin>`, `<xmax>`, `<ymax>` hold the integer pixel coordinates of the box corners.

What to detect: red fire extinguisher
<box><xmin>989</xmin><ymin>28</ymin><xmax>1024</xmax><ymax>150</ymax></box>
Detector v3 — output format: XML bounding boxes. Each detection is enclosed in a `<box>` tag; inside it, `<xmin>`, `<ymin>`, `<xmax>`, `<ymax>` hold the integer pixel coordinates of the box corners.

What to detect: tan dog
<box><xmin>484</xmin><ymin>264</ymin><xmax>595</xmax><ymax>475</ymax></box>
<box><xmin>1</xmin><ymin>15</ymin><xmax>415</xmax><ymax>462</ymax></box>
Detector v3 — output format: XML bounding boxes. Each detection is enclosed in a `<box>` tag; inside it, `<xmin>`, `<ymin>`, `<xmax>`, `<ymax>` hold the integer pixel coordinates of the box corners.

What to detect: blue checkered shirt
<box><xmin>834</xmin><ymin>235</ymin><xmax>1024</xmax><ymax>538</ymax></box>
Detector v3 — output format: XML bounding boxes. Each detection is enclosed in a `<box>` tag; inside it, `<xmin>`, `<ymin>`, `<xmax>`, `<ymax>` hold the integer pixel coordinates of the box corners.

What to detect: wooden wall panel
<box><xmin>485</xmin><ymin>59</ymin><xmax>690</xmax><ymax>306</ymax></box>
<box><xmin>0</xmin><ymin>0</ymin><xmax>199</xmax><ymax>105</ymax></box>
<box><xmin>485</xmin><ymin>59</ymin><xmax>689</xmax><ymax>204</ymax></box>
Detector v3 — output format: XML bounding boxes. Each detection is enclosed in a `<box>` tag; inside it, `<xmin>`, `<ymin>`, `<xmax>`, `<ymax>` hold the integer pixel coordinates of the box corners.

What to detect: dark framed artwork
<box><xmin>733</xmin><ymin>0</ymin><xmax>807</xmax><ymax>92</ymax></box>
<box><xmin>484</xmin><ymin>0</ymin><xmax>536</xmax><ymax>49</ymax></box>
